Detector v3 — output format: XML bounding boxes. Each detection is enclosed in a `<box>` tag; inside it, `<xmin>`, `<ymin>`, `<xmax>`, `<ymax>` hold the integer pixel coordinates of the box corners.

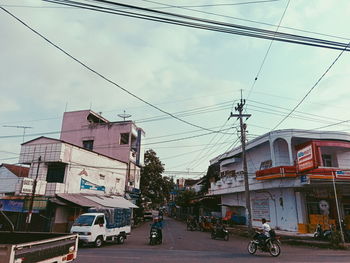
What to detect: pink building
<box><xmin>60</xmin><ymin>110</ymin><xmax>145</xmax><ymax>192</ymax></box>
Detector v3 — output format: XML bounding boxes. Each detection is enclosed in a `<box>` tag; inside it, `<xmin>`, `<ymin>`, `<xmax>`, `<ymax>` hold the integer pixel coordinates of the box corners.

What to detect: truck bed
<box><xmin>0</xmin><ymin>232</ymin><xmax>70</xmax><ymax>244</ymax></box>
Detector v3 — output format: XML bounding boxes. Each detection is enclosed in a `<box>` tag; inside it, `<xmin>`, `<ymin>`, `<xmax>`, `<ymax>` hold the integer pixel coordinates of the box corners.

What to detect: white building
<box><xmin>17</xmin><ymin>136</ymin><xmax>128</xmax><ymax>196</ymax></box>
<box><xmin>209</xmin><ymin>129</ymin><xmax>350</xmax><ymax>232</ymax></box>
<box><xmin>2</xmin><ymin>136</ymin><xmax>131</xmax><ymax>232</ymax></box>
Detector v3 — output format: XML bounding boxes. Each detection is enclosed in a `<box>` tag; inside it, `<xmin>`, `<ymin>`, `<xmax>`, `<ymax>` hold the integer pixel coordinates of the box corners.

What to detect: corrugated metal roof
<box><xmin>56</xmin><ymin>193</ymin><xmax>138</xmax><ymax>209</ymax></box>
<box><xmin>85</xmin><ymin>195</ymin><xmax>138</xmax><ymax>209</ymax></box>
<box><xmin>2</xmin><ymin>164</ymin><xmax>29</xmax><ymax>177</ymax></box>
<box><xmin>56</xmin><ymin>193</ymin><xmax>101</xmax><ymax>207</ymax></box>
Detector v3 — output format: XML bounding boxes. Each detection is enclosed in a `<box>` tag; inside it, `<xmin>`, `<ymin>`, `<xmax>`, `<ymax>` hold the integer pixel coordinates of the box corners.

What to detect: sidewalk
<box><xmin>226</xmin><ymin>225</ymin><xmax>350</xmax><ymax>250</ymax></box>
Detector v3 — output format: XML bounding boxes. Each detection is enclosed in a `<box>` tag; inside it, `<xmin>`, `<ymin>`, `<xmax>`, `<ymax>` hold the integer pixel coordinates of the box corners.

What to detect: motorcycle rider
<box><xmin>150</xmin><ymin>217</ymin><xmax>163</xmax><ymax>242</ymax></box>
<box><xmin>258</xmin><ymin>218</ymin><xmax>271</xmax><ymax>245</ymax></box>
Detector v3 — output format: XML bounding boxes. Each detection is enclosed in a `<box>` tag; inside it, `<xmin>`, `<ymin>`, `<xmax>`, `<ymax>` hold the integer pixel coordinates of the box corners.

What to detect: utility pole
<box><xmin>25</xmin><ymin>156</ymin><xmax>41</xmax><ymax>231</ymax></box>
<box><xmin>229</xmin><ymin>92</ymin><xmax>252</xmax><ymax>232</ymax></box>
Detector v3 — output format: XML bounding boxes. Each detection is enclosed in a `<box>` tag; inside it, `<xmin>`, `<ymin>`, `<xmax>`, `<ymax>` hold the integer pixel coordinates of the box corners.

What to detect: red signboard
<box><xmin>297</xmin><ymin>144</ymin><xmax>315</xmax><ymax>172</ymax></box>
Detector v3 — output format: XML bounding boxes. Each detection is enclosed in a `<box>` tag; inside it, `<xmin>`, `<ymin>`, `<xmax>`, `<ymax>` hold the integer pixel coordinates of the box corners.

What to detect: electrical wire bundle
<box><xmin>45</xmin><ymin>0</ymin><xmax>350</xmax><ymax>52</ymax></box>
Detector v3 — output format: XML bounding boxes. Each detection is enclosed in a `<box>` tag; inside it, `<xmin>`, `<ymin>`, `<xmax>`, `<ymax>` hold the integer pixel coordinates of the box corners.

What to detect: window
<box><xmin>47</xmin><ymin>163</ymin><xmax>66</xmax><ymax>183</ymax></box>
<box><xmin>260</xmin><ymin>160</ymin><xmax>272</xmax><ymax>170</ymax></box>
<box><xmin>322</xmin><ymin>154</ymin><xmax>332</xmax><ymax>167</ymax></box>
<box><xmin>120</xmin><ymin>133</ymin><xmax>130</xmax><ymax>145</ymax></box>
<box><xmin>94</xmin><ymin>216</ymin><xmax>104</xmax><ymax>225</ymax></box>
<box><xmin>83</xmin><ymin>140</ymin><xmax>94</xmax><ymax>151</ymax></box>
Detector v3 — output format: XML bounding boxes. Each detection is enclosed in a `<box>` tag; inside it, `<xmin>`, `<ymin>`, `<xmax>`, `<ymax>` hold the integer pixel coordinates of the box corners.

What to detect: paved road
<box><xmin>75</xmin><ymin>217</ymin><xmax>349</xmax><ymax>263</ymax></box>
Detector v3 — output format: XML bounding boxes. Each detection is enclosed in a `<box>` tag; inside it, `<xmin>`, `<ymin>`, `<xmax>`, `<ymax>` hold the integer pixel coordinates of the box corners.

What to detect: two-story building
<box><xmin>209</xmin><ymin>129</ymin><xmax>350</xmax><ymax>233</ymax></box>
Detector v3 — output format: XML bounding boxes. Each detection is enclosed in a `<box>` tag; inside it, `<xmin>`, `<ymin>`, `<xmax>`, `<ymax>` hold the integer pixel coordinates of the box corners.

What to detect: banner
<box><xmin>80</xmin><ymin>178</ymin><xmax>105</xmax><ymax>192</ymax></box>
<box><xmin>252</xmin><ymin>198</ymin><xmax>270</xmax><ymax>221</ymax></box>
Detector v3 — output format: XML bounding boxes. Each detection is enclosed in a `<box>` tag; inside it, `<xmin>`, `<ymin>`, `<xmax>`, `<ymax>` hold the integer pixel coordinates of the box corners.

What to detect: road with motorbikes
<box><xmin>75</xmin><ymin>217</ymin><xmax>349</xmax><ymax>263</ymax></box>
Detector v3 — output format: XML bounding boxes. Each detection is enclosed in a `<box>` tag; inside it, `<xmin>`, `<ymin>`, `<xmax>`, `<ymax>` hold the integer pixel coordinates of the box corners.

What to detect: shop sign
<box><xmin>0</xmin><ymin>199</ymin><xmax>24</xmax><ymax>212</ymax></box>
<box><xmin>21</xmin><ymin>178</ymin><xmax>34</xmax><ymax>194</ymax></box>
<box><xmin>252</xmin><ymin>198</ymin><xmax>270</xmax><ymax>221</ymax></box>
<box><xmin>297</xmin><ymin>144</ymin><xmax>315</xmax><ymax>172</ymax></box>
<box><xmin>80</xmin><ymin>178</ymin><xmax>105</xmax><ymax>192</ymax></box>
<box><xmin>335</xmin><ymin>170</ymin><xmax>350</xmax><ymax>180</ymax></box>
<box><xmin>300</xmin><ymin>175</ymin><xmax>310</xmax><ymax>184</ymax></box>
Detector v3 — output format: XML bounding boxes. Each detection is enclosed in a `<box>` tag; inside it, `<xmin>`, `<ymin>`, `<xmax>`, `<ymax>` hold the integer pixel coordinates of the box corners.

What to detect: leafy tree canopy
<box><xmin>140</xmin><ymin>149</ymin><xmax>174</xmax><ymax>207</ymax></box>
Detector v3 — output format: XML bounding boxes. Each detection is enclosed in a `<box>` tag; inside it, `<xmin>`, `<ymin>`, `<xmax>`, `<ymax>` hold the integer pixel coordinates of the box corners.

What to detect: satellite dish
<box><xmin>118</xmin><ymin>110</ymin><xmax>132</xmax><ymax>121</ymax></box>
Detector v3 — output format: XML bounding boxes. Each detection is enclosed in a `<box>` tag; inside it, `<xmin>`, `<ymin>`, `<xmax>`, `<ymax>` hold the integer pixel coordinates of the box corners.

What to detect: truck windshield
<box><xmin>73</xmin><ymin>215</ymin><xmax>96</xmax><ymax>226</ymax></box>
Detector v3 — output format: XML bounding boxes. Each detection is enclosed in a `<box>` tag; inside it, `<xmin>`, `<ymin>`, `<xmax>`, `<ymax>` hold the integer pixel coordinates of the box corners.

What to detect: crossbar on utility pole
<box><xmin>229</xmin><ymin>93</ymin><xmax>252</xmax><ymax>233</ymax></box>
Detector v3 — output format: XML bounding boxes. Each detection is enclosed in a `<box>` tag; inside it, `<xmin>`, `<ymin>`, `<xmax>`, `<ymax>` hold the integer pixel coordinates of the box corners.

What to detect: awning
<box><xmin>85</xmin><ymin>195</ymin><xmax>138</xmax><ymax>209</ymax></box>
<box><xmin>56</xmin><ymin>194</ymin><xmax>138</xmax><ymax>209</ymax></box>
<box><xmin>56</xmin><ymin>193</ymin><xmax>100</xmax><ymax>208</ymax></box>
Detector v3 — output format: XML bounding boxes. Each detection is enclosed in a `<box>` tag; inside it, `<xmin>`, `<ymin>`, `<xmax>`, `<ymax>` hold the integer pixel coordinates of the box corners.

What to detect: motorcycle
<box><xmin>313</xmin><ymin>224</ymin><xmax>333</xmax><ymax>241</ymax></box>
<box><xmin>247</xmin><ymin>230</ymin><xmax>281</xmax><ymax>257</ymax></box>
<box><xmin>211</xmin><ymin>225</ymin><xmax>229</xmax><ymax>241</ymax></box>
<box><xmin>149</xmin><ymin>227</ymin><xmax>162</xmax><ymax>245</ymax></box>
<box><xmin>187</xmin><ymin>220</ymin><xmax>198</xmax><ymax>231</ymax></box>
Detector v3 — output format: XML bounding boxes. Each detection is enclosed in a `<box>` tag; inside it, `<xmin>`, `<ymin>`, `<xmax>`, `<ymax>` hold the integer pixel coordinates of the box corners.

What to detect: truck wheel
<box><xmin>117</xmin><ymin>235</ymin><xmax>125</xmax><ymax>244</ymax></box>
<box><xmin>94</xmin><ymin>236</ymin><xmax>103</xmax><ymax>248</ymax></box>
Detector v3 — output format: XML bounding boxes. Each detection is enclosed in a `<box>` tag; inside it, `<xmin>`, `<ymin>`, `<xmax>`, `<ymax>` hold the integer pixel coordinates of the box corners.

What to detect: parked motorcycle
<box><xmin>247</xmin><ymin>230</ymin><xmax>281</xmax><ymax>257</ymax></box>
<box><xmin>313</xmin><ymin>224</ymin><xmax>333</xmax><ymax>241</ymax></box>
<box><xmin>149</xmin><ymin>227</ymin><xmax>162</xmax><ymax>245</ymax></box>
<box><xmin>211</xmin><ymin>225</ymin><xmax>229</xmax><ymax>241</ymax></box>
<box><xmin>187</xmin><ymin>220</ymin><xmax>198</xmax><ymax>231</ymax></box>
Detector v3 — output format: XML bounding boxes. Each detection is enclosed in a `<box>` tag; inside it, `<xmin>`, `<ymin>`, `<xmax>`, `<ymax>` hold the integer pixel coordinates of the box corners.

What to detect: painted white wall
<box><xmin>19</xmin><ymin>138</ymin><xmax>128</xmax><ymax>196</ymax></box>
<box><xmin>273</xmin><ymin>138</ymin><xmax>291</xmax><ymax>166</ymax></box>
<box><xmin>221</xmin><ymin>188</ymin><xmax>299</xmax><ymax>231</ymax></box>
<box><xmin>246</xmin><ymin>142</ymin><xmax>271</xmax><ymax>175</ymax></box>
<box><xmin>337</xmin><ymin>149</ymin><xmax>350</xmax><ymax>168</ymax></box>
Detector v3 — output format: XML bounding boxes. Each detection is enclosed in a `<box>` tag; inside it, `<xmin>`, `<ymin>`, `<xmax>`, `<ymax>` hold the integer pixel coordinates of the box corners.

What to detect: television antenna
<box><xmin>3</xmin><ymin>125</ymin><xmax>33</xmax><ymax>143</ymax></box>
<box><xmin>117</xmin><ymin>110</ymin><xmax>132</xmax><ymax>121</ymax></box>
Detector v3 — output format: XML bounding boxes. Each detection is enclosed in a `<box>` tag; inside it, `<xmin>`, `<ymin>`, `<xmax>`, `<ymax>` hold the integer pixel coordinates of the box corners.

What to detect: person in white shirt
<box><xmin>258</xmin><ymin>218</ymin><xmax>271</xmax><ymax>245</ymax></box>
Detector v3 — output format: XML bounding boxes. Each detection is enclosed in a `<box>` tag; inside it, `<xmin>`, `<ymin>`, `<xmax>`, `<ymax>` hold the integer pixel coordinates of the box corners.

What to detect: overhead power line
<box><xmin>0</xmin><ymin>6</ymin><xmax>224</xmax><ymax>135</ymax></box>
<box><xmin>45</xmin><ymin>0</ymin><xmax>350</xmax><ymax>52</ymax></box>
<box><xmin>272</xmin><ymin>40</ymin><xmax>350</xmax><ymax>130</ymax></box>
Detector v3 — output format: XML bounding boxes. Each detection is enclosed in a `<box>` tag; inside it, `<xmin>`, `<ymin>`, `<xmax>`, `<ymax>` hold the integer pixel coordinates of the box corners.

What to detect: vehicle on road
<box><xmin>211</xmin><ymin>225</ymin><xmax>229</xmax><ymax>241</ymax></box>
<box><xmin>247</xmin><ymin>230</ymin><xmax>281</xmax><ymax>257</ymax></box>
<box><xmin>71</xmin><ymin>207</ymin><xmax>131</xmax><ymax>247</ymax></box>
<box><xmin>0</xmin><ymin>231</ymin><xmax>78</xmax><ymax>263</ymax></box>
<box><xmin>313</xmin><ymin>224</ymin><xmax>333</xmax><ymax>241</ymax></box>
<box><xmin>149</xmin><ymin>227</ymin><xmax>162</xmax><ymax>245</ymax></box>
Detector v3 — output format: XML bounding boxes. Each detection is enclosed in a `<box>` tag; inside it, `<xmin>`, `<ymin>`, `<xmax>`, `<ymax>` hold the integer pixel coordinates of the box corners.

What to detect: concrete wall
<box><xmin>19</xmin><ymin>138</ymin><xmax>128</xmax><ymax>196</ymax></box>
<box><xmin>60</xmin><ymin>110</ymin><xmax>144</xmax><ymax>165</ymax></box>
<box><xmin>246</xmin><ymin>142</ymin><xmax>271</xmax><ymax>175</ymax></box>
<box><xmin>221</xmin><ymin>188</ymin><xmax>299</xmax><ymax>231</ymax></box>
<box><xmin>337</xmin><ymin>149</ymin><xmax>350</xmax><ymax>168</ymax></box>
<box><xmin>0</xmin><ymin>167</ymin><xmax>17</xmax><ymax>193</ymax></box>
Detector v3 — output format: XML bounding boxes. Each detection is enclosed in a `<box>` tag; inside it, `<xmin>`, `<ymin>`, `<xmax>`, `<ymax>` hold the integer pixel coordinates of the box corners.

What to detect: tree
<box><xmin>175</xmin><ymin>189</ymin><xmax>197</xmax><ymax>207</ymax></box>
<box><xmin>140</xmin><ymin>149</ymin><xmax>174</xmax><ymax>207</ymax></box>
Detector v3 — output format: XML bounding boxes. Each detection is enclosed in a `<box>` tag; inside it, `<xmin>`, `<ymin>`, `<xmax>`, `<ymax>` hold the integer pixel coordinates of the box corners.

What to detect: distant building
<box><xmin>209</xmin><ymin>129</ymin><xmax>350</xmax><ymax>232</ymax></box>
<box><xmin>0</xmin><ymin>164</ymin><xmax>29</xmax><ymax>195</ymax></box>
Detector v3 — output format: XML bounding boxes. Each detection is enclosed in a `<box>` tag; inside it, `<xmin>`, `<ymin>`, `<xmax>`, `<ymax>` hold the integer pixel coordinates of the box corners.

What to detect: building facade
<box><xmin>209</xmin><ymin>129</ymin><xmax>350</xmax><ymax>232</ymax></box>
<box><xmin>60</xmin><ymin>110</ymin><xmax>144</xmax><ymax>195</ymax></box>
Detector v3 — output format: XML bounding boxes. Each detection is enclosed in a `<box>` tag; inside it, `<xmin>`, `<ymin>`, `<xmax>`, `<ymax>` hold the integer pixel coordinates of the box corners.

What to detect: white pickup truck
<box><xmin>71</xmin><ymin>208</ymin><xmax>131</xmax><ymax>247</ymax></box>
<box><xmin>0</xmin><ymin>231</ymin><xmax>78</xmax><ymax>263</ymax></box>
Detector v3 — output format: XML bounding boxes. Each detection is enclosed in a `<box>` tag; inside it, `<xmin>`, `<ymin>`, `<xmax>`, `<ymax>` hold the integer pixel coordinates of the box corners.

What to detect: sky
<box><xmin>1</xmin><ymin>0</ymin><xmax>350</xmax><ymax>180</ymax></box>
